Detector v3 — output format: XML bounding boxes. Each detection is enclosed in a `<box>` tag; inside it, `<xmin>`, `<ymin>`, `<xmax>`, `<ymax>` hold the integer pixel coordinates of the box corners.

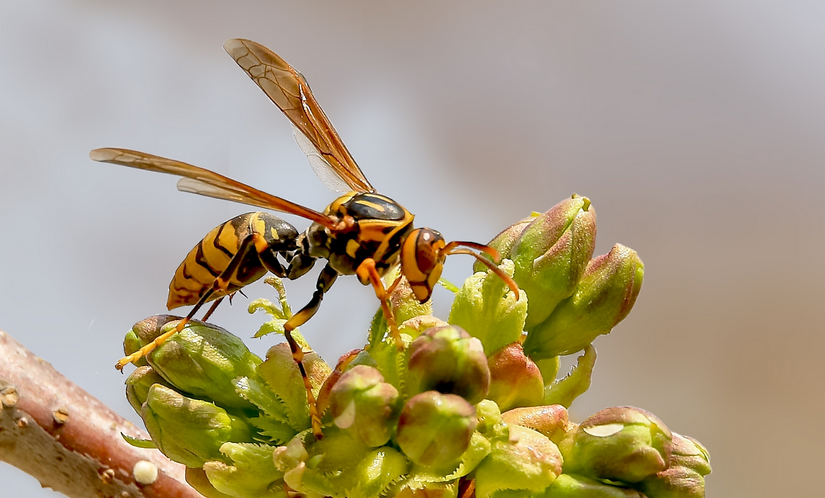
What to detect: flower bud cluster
<box><xmin>122</xmin><ymin>194</ymin><xmax>709</xmax><ymax>498</ymax></box>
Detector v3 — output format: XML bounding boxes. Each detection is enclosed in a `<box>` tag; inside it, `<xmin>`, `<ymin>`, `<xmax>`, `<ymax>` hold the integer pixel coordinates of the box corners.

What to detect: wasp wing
<box><xmin>89</xmin><ymin>147</ymin><xmax>336</xmax><ymax>228</ymax></box>
<box><xmin>224</xmin><ymin>38</ymin><xmax>374</xmax><ymax>194</ymax></box>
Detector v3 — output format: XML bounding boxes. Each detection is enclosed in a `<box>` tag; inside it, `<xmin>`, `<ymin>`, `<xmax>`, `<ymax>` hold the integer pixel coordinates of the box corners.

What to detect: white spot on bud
<box><xmin>583</xmin><ymin>422</ymin><xmax>624</xmax><ymax>437</ymax></box>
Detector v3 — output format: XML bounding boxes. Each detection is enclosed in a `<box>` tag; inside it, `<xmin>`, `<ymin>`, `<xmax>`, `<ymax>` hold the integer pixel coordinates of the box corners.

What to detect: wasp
<box><xmin>91</xmin><ymin>39</ymin><xmax>519</xmax><ymax>436</ymax></box>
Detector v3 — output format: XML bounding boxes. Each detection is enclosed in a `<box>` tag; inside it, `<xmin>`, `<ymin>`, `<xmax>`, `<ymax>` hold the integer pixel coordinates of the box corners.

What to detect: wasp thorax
<box><xmin>401</xmin><ymin>228</ymin><xmax>447</xmax><ymax>303</ymax></box>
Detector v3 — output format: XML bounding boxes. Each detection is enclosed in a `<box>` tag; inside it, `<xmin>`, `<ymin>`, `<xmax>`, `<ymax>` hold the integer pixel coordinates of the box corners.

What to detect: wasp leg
<box><xmin>283</xmin><ymin>263</ymin><xmax>339</xmax><ymax>438</ymax></box>
<box><xmin>200</xmin><ymin>296</ymin><xmax>225</xmax><ymax>322</ymax></box>
<box><xmin>115</xmin><ymin>232</ymin><xmax>273</xmax><ymax>370</ymax></box>
<box><xmin>356</xmin><ymin>259</ymin><xmax>403</xmax><ymax>350</ymax></box>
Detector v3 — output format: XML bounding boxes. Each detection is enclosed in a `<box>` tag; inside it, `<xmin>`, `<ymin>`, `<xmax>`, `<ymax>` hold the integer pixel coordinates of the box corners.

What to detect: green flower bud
<box><xmin>486</xmin><ymin>342</ymin><xmax>544</xmax><ymax>411</ymax></box>
<box><xmin>272</xmin><ymin>435</ymin><xmax>326</xmax><ymax>496</ymax></box>
<box><xmin>407</xmin><ymin>325</ymin><xmax>490</xmax><ymax>404</ymax></box>
<box><xmin>316</xmin><ymin>349</ymin><xmax>366</xmax><ymax>419</ymax></box>
<box><xmin>351</xmin><ymin>447</ymin><xmax>410</xmax><ymax>498</ymax></box>
<box><xmin>542</xmin><ymin>473</ymin><xmax>645</xmax><ymax>498</ymax></box>
<box><xmin>185</xmin><ymin>467</ymin><xmax>238</xmax><ymax>498</ymax></box>
<box><xmin>141</xmin><ymin>384</ymin><xmax>255</xmax><ymax>468</ymax></box>
<box><xmin>668</xmin><ymin>433</ymin><xmax>711</xmax><ymax>476</ymax></box>
<box><xmin>202</xmin><ymin>442</ymin><xmax>285</xmax><ymax>498</ymax></box>
<box><xmin>258</xmin><ymin>342</ymin><xmax>332</xmax><ymax>431</ymax></box>
<box><xmin>563</xmin><ymin>406</ymin><xmax>672</xmax><ymax>484</ymax></box>
<box><xmin>500</xmin><ymin>405</ymin><xmax>571</xmax><ymax>444</ymax></box>
<box><xmin>329</xmin><ymin>365</ymin><xmax>400</xmax><ymax>447</ymax></box>
<box><xmin>473</xmin><ymin>215</ymin><xmax>538</xmax><ymax>274</ymax></box>
<box><xmin>474</xmin><ymin>399</ymin><xmax>507</xmax><ymax>441</ymax></box>
<box><xmin>396</xmin><ymin>391</ymin><xmax>478</xmax><ymax>467</ymax></box>
<box><xmin>509</xmin><ymin>195</ymin><xmax>597</xmax><ymax>330</ymax></box>
<box><xmin>473</xmin><ymin>425</ymin><xmax>563</xmax><ymax>498</ymax></box>
<box><xmin>147</xmin><ymin>321</ymin><xmax>262</xmax><ymax>411</ymax></box>
<box><xmin>524</xmin><ymin>244</ymin><xmax>644</xmax><ymax>359</ymax></box>
<box><xmin>637</xmin><ymin>433</ymin><xmax>711</xmax><ymax>498</ymax></box>
<box><xmin>274</xmin><ymin>428</ymin><xmax>378</xmax><ymax>497</ymax></box>
<box><xmin>124</xmin><ymin>315</ymin><xmax>183</xmax><ymax>366</ymax></box>
<box><xmin>449</xmin><ymin>260</ymin><xmax>527</xmax><ymax>355</ymax></box>
<box><xmin>125</xmin><ymin>365</ymin><xmax>172</xmax><ymax>413</ymax></box>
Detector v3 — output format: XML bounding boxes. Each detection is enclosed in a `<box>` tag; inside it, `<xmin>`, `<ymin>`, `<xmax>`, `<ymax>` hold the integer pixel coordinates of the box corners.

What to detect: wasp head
<box><xmin>401</xmin><ymin>228</ymin><xmax>447</xmax><ymax>303</ymax></box>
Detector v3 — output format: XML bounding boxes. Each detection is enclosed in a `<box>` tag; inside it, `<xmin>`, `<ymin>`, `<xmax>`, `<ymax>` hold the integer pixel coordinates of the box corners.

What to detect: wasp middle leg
<box><xmin>281</xmin><ymin>263</ymin><xmax>339</xmax><ymax>438</ymax></box>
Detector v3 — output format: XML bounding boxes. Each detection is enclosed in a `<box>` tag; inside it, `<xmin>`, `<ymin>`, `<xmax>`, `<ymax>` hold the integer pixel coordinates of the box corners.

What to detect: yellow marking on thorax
<box><xmin>373</xmin><ymin>210</ymin><xmax>415</xmax><ymax>262</ymax></box>
<box><xmin>326</xmin><ymin>192</ymin><xmax>358</xmax><ymax>215</ymax></box>
<box><xmin>355</xmin><ymin>199</ymin><xmax>388</xmax><ymax>213</ymax></box>
<box><xmin>357</xmin><ymin>219</ymin><xmax>400</xmax><ymax>242</ymax></box>
<box><xmin>346</xmin><ymin>239</ymin><xmax>360</xmax><ymax>258</ymax></box>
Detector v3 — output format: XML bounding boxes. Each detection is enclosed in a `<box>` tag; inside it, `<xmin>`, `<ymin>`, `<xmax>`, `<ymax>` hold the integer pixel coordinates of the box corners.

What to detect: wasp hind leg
<box><xmin>115</xmin><ymin>232</ymin><xmax>273</xmax><ymax>370</ymax></box>
<box><xmin>282</xmin><ymin>263</ymin><xmax>339</xmax><ymax>438</ymax></box>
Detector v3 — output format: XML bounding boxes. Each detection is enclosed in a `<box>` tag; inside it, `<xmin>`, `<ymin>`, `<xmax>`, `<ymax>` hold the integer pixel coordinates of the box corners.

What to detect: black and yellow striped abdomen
<box><xmin>167</xmin><ymin>212</ymin><xmax>299</xmax><ymax>309</ymax></box>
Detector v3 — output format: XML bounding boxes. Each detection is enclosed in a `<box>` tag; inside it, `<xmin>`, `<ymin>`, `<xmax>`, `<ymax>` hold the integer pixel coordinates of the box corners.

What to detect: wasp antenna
<box><xmin>442</xmin><ymin>241</ymin><xmax>502</xmax><ymax>264</ymax></box>
<box><xmin>446</xmin><ymin>247</ymin><xmax>520</xmax><ymax>300</ymax></box>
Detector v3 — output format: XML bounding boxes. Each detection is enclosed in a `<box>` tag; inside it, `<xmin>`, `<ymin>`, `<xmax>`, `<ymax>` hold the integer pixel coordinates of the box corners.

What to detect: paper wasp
<box><xmin>91</xmin><ymin>39</ymin><xmax>518</xmax><ymax>436</ymax></box>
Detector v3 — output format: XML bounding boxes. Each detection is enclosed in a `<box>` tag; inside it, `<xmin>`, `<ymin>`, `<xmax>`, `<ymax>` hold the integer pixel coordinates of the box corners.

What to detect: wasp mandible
<box><xmin>91</xmin><ymin>39</ymin><xmax>519</xmax><ymax>437</ymax></box>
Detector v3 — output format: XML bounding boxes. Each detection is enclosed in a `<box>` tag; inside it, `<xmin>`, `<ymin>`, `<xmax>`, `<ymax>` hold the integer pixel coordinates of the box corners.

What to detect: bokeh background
<box><xmin>2</xmin><ymin>1</ymin><xmax>823</xmax><ymax>496</ymax></box>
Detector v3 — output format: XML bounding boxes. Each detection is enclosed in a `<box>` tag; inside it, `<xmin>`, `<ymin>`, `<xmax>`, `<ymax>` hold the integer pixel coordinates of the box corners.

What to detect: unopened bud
<box><xmin>124</xmin><ymin>315</ymin><xmax>182</xmax><ymax>366</ymax></box>
<box><xmin>354</xmin><ymin>448</ymin><xmax>410</xmax><ymax>498</ymax></box>
<box><xmin>500</xmin><ymin>405</ymin><xmax>571</xmax><ymax>444</ymax></box>
<box><xmin>563</xmin><ymin>406</ymin><xmax>672</xmax><ymax>484</ymax></box>
<box><xmin>258</xmin><ymin>342</ymin><xmax>332</xmax><ymax>431</ymax></box>
<box><xmin>396</xmin><ymin>391</ymin><xmax>477</xmax><ymax>467</ymax></box>
<box><xmin>544</xmin><ymin>473</ymin><xmax>646</xmax><ymax>497</ymax></box>
<box><xmin>472</xmin><ymin>215</ymin><xmax>537</xmax><ymax>274</ymax></box>
<box><xmin>486</xmin><ymin>343</ymin><xmax>544</xmax><ymax>411</ymax></box>
<box><xmin>329</xmin><ymin>365</ymin><xmax>400</xmax><ymax>447</ymax></box>
<box><xmin>148</xmin><ymin>321</ymin><xmax>261</xmax><ymax>410</ymax></box>
<box><xmin>202</xmin><ymin>442</ymin><xmax>285</xmax><ymax>498</ymax></box>
<box><xmin>125</xmin><ymin>366</ymin><xmax>171</xmax><ymax>413</ymax></box>
<box><xmin>449</xmin><ymin>260</ymin><xmax>527</xmax><ymax>355</ymax></box>
<box><xmin>524</xmin><ymin>244</ymin><xmax>643</xmax><ymax>359</ymax></box>
<box><xmin>407</xmin><ymin>325</ymin><xmax>490</xmax><ymax>404</ymax></box>
<box><xmin>474</xmin><ymin>425</ymin><xmax>563</xmax><ymax>498</ymax></box>
<box><xmin>185</xmin><ymin>467</ymin><xmax>230</xmax><ymax>498</ymax></box>
<box><xmin>509</xmin><ymin>195</ymin><xmax>597</xmax><ymax>329</ymax></box>
<box><xmin>637</xmin><ymin>433</ymin><xmax>711</xmax><ymax>498</ymax></box>
<box><xmin>141</xmin><ymin>384</ymin><xmax>254</xmax><ymax>468</ymax></box>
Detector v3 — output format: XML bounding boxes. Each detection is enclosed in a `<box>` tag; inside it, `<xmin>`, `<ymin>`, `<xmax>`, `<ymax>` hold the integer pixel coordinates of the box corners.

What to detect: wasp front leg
<box><xmin>282</xmin><ymin>263</ymin><xmax>339</xmax><ymax>438</ymax></box>
<box><xmin>356</xmin><ymin>258</ymin><xmax>404</xmax><ymax>350</ymax></box>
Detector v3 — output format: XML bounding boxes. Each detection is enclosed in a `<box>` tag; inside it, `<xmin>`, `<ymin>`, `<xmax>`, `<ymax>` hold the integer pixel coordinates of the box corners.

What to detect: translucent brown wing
<box><xmin>89</xmin><ymin>148</ymin><xmax>336</xmax><ymax>228</ymax></box>
<box><xmin>224</xmin><ymin>38</ymin><xmax>374</xmax><ymax>194</ymax></box>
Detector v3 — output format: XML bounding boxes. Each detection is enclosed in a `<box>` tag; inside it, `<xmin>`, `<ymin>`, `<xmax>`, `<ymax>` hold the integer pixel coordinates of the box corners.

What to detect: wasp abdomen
<box><xmin>166</xmin><ymin>212</ymin><xmax>298</xmax><ymax>309</ymax></box>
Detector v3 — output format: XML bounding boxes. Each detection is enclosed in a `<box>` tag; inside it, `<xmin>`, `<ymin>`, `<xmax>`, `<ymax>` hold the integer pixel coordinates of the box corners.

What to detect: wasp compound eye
<box><xmin>401</xmin><ymin>228</ymin><xmax>446</xmax><ymax>303</ymax></box>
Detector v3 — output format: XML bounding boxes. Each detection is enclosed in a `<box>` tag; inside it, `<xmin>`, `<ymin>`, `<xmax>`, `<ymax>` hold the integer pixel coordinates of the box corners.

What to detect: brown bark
<box><xmin>0</xmin><ymin>328</ymin><xmax>203</xmax><ymax>498</ymax></box>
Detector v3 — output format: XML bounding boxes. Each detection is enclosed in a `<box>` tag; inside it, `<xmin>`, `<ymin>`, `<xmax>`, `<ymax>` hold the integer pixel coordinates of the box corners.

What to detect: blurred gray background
<box><xmin>1</xmin><ymin>1</ymin><xmax>823</xmax><ymax>496</ymax></box>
